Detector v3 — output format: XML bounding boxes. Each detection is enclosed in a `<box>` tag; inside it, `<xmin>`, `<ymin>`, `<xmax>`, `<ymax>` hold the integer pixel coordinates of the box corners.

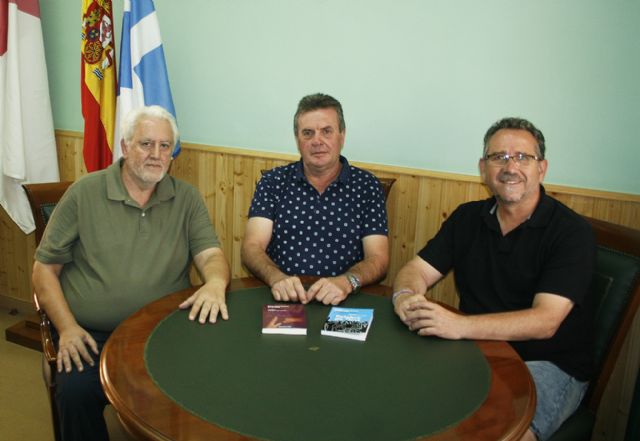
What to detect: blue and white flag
<box><xmin>113</xmin><ymin>0</ymin><xmax>180</xmax><ymax>160</ymax></box>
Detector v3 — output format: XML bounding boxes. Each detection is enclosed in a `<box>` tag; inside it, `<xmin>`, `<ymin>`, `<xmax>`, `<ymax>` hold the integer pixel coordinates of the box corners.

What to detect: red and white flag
<box><xmin>0</xmin><ymin>0</ymin><xmax>59</xmax><ymax>234</ymax></box>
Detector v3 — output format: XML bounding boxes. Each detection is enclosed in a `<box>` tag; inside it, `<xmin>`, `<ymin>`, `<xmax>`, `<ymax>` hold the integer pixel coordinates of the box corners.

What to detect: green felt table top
<box><xmin>145</xmin><ymin>287</ymin><xmax>491</xmax><ymax>441</ymax></box>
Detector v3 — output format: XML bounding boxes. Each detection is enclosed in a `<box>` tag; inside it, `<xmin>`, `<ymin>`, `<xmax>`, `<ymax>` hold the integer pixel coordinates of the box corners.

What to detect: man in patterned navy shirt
<box><xmin>242</xmin><ymin>93</ymin><xmax>389</xmax><ymax>305</ymax></box>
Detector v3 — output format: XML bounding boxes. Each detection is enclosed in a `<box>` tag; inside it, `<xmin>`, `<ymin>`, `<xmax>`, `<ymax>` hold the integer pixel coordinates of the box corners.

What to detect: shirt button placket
<box><xmin>140</xmin><ymin>210</ymin><xmax>149</xmax><ymax>235</ymax></box>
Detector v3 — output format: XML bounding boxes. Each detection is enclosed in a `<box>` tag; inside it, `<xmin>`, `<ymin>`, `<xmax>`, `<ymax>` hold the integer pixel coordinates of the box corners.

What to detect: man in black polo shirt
<box><xmin>392</xmin><ymin>117</ymin><xmax>595</xmax><ymax>441</ymax></box>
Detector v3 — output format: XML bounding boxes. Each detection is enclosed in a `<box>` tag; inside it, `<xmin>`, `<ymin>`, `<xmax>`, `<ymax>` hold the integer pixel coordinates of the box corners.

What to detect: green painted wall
<box><xmin>40</xmin><ymin>1</ymin><xmax>639</xmax><ymax>194</ymax></box>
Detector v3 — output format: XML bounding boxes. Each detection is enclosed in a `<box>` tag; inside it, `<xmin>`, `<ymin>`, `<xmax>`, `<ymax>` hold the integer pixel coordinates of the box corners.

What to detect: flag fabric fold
<box><xmin>81</xmin><ymin>0</ymin><xmax>116</xmax><ymax>172</ymax></box>
<box><xmin>114</xmin><ymin>0</ymin><xmax>180</xmax><ymax>160</ymax></box>
<box><xmin>0</xmin><ymin>0</ymin><xmax>59</xmax><ymax>234</ymax></box>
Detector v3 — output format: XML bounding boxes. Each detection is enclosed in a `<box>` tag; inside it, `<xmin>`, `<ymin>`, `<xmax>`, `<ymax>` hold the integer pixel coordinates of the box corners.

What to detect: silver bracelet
<box><xmin>391</xmin><ymin>289</ymin><xmax>413</xmax><ymax>304</ymax></box>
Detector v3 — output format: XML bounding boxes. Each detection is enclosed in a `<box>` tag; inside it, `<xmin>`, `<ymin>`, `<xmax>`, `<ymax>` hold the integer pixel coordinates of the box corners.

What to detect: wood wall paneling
<box><xmin>55</xmin><ymin>130</ymin><xmax>86</xmax><ymax>181</ymax></box>
<box><xmin>1</xmin><ymin>131</ymin><xmax>639</xmax><ymax>441</ymax></box>
<box><xmin>0</xmin><ymin>207</ymin><xmax>35</xmax><ymax>303</ymax></box>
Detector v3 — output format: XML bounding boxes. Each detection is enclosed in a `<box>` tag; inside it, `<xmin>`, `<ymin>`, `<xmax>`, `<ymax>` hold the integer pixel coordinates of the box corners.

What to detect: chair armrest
<box><xmin>33</xmin><ymin>292</ymin><xmax>57</xmax><ymax>365</ymax></box>
<box><xmin>38</xmin><ymin>308</ymin><xmax>57</xmax><ymax>364</ymax></box>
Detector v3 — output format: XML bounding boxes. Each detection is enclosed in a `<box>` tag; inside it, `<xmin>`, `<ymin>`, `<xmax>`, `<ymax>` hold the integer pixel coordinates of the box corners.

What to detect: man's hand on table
<box><xmin>395</xmin><ymin>293</ymin><xmax>465</xmax><ymax>339</ymax></box>
<box><xmin>179</xmin><ymin>284</ymin><xmax>229</xmax><ymax>324</ymax></box>
<box><xmin>270</xmin><ymin>275</ymin><xmax>308</xmax><ymax>302</ymax></box>
<box><xmin>270</xmin><ymin>275</ymin><xmax>351</xmax><ymax>305</ymax></box>
<box><xmin>306</xmin><ymin>276</ymin><xmax>351</xmax><ymax>305</ymax></box>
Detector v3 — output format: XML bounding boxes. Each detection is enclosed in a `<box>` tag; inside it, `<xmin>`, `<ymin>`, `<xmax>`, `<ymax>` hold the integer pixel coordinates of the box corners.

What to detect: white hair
<box><xmin>121</xmin><ymin>105</ymin><xmax>179</xmax><ymax>148</ymax></box>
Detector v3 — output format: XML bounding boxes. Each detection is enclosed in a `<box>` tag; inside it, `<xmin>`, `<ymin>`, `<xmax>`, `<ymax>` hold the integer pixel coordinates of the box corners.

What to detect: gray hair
<box><xmin>121</xmin><ymin>105</ymin><xmax>179</xmax><ymax>148</ymax></box>
<box><xmin>483</xmin><ymin>117</ymin><xmax>546</xmax><ymax>159</ymax></box>
<box><xmin>293</xmin><ymin>93</ymin><xmax>345</xmax><ymax>135</ymax></box>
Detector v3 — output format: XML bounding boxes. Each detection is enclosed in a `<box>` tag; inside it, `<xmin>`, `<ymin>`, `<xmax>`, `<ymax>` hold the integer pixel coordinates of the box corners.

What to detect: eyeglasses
<box><xmin>483</xmin><ymin>152</ymin><xmax>541</xmax><ymax>167</ymax></box>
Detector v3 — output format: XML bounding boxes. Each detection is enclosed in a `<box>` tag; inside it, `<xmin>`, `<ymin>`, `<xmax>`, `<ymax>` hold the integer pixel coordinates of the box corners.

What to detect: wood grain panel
<box><xmin>230</xmin><ymin>156</ymin><xmax>252</xmax><ymax>278</ymax></box>
<box><xmin>55</xmin><ymin>130</ymin><xmax>86</xmax><ymax>181</ymax></box>
<box><xmin>383</xmin><ymin>174</ymin><xmax>420</xmax><ymax>287</ymax></box>
<box><xmin>1</xmin><ymin>130</ymin><xmax>639</xmax><ymax>441</ymax></box>
<box><xmin>0</xmin><ymin>206</ymin><xmax>35</xmax><ymax>303</ymax></box>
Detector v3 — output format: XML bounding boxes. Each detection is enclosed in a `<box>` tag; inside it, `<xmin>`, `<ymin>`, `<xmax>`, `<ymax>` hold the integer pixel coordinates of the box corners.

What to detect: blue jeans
<box><xmin>526</xmin><ymin>361</ymin><xmax>588</xmax><ymax>441</ymax></box>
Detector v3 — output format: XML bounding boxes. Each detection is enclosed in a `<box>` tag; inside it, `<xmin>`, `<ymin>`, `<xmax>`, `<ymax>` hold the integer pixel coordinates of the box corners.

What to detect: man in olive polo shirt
<box><xmin>32</xmin><ymin>105</ymin><xmax>230</xmax><ymax>441</ymax></box>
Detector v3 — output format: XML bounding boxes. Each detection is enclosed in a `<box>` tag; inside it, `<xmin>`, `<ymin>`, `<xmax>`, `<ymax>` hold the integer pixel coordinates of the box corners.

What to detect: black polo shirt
<box><xmin>418</xmin><ymin>186</ymin><xmax>595</xmax><ymax>380</ymax></box>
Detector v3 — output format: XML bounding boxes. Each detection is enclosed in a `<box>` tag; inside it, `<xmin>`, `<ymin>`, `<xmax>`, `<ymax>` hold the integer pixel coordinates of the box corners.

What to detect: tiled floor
<box><xmin>0</xmin><ymin>307</ymin><xmax>134</xmax><ymax>441</ymax></box>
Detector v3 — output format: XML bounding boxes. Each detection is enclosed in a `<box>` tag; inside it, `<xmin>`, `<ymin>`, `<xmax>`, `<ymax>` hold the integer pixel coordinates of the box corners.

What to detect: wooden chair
<box><xmin>23</xmin><ymin>181</ymin><xmax>73</xmax><ymax>441</ymax></box>
<box><xmin>549</xmin><ymin>217</ymin><xmax>640</xmax><ymax>441</ymax></box>
<box><xmin>21</xmin><ymin>181</ymin><xmax>143</xmax><ymax>441</ymax></box>
<box><xmin>23</xmin><ymin>182</ymin><xmax>73</xmax><ymax>245</ymax></box>
<box><xmin>377</xmin><ymin>176</ymin><xmax>396</xmax><ymax>201</ymax></box>
<box><xmin>259</xmin><ymin>168</ymin><xmax>396</xmax><ymax>201</ymax></box>
<box><xmin>624</xmin><ymin>367</ymin><xmax>640</xmax><ymax>441</ymax></box>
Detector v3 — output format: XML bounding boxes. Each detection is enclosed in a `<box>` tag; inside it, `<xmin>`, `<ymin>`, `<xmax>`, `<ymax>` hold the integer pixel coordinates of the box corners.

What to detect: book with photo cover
<box><xmin>321</xmin><ymin>307</ymin><xmax>374</xmax><ymax>341</ymax></box>
<box><xmin>262</xmin><ymin>304</ymin><xmax>307</xmax><ymax>335</ymax></box>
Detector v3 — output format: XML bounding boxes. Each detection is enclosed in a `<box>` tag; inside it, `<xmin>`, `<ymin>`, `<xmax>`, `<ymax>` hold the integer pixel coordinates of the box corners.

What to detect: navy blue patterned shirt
<box><xmin>248</xmin><ymin>156</ymin><xmax>388</xmax><ymax>276</ymax></box>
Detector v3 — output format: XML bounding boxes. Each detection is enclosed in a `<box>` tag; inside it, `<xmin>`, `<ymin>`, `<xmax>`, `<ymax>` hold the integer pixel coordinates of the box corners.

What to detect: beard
<box><xmin>131</xmin><ymin>161</ymin><xmax>167</xmax><ymax>186</ymax></box>
<box><xmin>492</xmin><ymin>172</ymin><xmax>528</xmax><ymax>204</ymax></box>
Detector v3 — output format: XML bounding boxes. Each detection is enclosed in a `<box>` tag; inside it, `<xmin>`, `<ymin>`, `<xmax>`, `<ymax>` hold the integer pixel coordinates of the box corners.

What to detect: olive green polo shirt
<box><xmin>35</xmin><ymin>160</ymin><xmax>220</xmax><ymax>331</ymax></box>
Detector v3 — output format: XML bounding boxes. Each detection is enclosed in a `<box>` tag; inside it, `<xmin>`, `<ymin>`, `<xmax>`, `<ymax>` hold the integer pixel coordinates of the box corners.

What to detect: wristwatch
<box><xmin>345</xmin><ymin>272</ymin><xmax>362</xmax><ymax>294</ymax></box>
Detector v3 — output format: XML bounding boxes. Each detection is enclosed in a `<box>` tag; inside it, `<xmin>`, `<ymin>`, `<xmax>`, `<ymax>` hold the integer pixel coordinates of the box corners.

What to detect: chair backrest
<box><xmin>624</xmin><ymin>367</ymin><xmax>640</xmax><ymax>441</ymax></box>
<box><xmin>259</xmin><ymin>169</ymin><xmax>395</xmax><ymax>201</ymax></box>
<box><xmin>22</xmin><ymin>182</ymin><xmax>73</xmax><ymax>245</ymax></box>
<box><xmin>584</xmin><ymin>216</ymin><xmax>640</xmax><ymax>412</ymax></box>
<box><xmin>377</xmin><ymin>177</ymin><xmax>396</xmax><ymax>201</ymax></box>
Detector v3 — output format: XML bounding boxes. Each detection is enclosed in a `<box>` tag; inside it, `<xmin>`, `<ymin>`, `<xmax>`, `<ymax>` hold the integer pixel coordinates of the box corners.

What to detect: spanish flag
<box><xmin>80</xmin><ymin>0</ymin><xmax>116</xmax><ymax>172</ymax></box>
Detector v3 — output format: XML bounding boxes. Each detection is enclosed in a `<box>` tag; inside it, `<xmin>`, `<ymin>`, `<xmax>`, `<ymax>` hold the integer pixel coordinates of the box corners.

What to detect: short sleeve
<box><xmin>248</xmin><ymin>173</ymin><xmax>278</xmax><ymax>220</ymax></box>
<box><xmin>417</xmin><ymin>208</ymin><xmax>458</xmax><ymax>276</ymax></box>
<box><xmin>360</xmin><ymin>174</ymin><xmax>389</xmax><ymax>237</ymax></box>
<box><xmin>35</xmin><ymin>185</ymin><xmax>80</xmax><ymax>264</ymax></box>
<box><xmin>535</xmin><ymin>217</ymin><xmax>596</xmax><ymax>304</ymax></box>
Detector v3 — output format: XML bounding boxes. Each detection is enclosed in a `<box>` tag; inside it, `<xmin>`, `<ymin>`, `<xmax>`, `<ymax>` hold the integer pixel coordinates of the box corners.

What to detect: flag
<box><xmin>113</xmin><ymin>0</ymin><xmax>180</xmax><ymax>161</ymax></box>
<box><xmin>0</xmin><ymin>0</ymin><xmax>59</xmax><ymax>234</ymax></box>
<box><xmin>81</xmin><ymin>0</ymin><xmax>116</xmax><ymax>172</ymax></box>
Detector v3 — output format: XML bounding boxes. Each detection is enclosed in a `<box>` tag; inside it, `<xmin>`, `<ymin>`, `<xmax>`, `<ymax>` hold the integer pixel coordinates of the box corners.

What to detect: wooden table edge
<box><xmin>101</xmin><ymin>278</ymin><xmax>536</xmax><ymax>441</ymax></box>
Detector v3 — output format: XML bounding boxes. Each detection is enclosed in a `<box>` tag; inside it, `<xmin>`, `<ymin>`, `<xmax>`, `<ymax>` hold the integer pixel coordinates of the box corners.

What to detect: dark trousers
<box><xmin>53</xmin><ymin>328</ymin><xmax>111</xmax><ymax>441</ymax></box>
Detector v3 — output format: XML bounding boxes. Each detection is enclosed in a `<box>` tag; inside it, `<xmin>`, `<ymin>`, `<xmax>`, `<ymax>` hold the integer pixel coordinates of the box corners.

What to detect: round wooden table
<box><xmin>100</xmin><ymin>278</ymin><xmax>535</xmax><ymax>440</ymax></box>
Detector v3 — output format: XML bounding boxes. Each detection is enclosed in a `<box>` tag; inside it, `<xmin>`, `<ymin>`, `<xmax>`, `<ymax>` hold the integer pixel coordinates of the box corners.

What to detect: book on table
<box><xmin>261</xmin><ymin>304</ymin><xmax>307</xmax><ymax>335</ymax></box>
<box><xmin>321</xmin><ymin>307</ymin><xmax>374</xmax><ymax>341</ymax></box>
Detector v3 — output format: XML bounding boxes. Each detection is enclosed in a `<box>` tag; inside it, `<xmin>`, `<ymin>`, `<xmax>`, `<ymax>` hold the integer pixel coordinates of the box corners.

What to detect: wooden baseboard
<box><xmin>4</xmin><ymin>314</ymin><xmax>42</xmax><ymax>352</ymax></box>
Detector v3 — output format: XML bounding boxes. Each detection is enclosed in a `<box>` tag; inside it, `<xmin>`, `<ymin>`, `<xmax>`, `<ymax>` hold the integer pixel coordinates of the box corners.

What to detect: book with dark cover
<box><xmin>262</xmin><ymin>304</ymin><xmax>307</xmax><ymax>335</ymax></box>
<box><xmin>321</xmin><ymin>307</ymin><xmax>374</xmax><ymax>341</ymax></box>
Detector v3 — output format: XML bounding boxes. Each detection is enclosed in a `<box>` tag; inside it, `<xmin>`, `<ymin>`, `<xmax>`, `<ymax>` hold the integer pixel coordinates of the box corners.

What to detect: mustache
<box><xmin>144</xmin><ymin>160</ymin><xmax>164</xmax><ymax>166</ymax></box>
<box><xmin>498</xmin><ymin>172</ymin><xmax>523</xmax><ymax>182</ymax></box>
